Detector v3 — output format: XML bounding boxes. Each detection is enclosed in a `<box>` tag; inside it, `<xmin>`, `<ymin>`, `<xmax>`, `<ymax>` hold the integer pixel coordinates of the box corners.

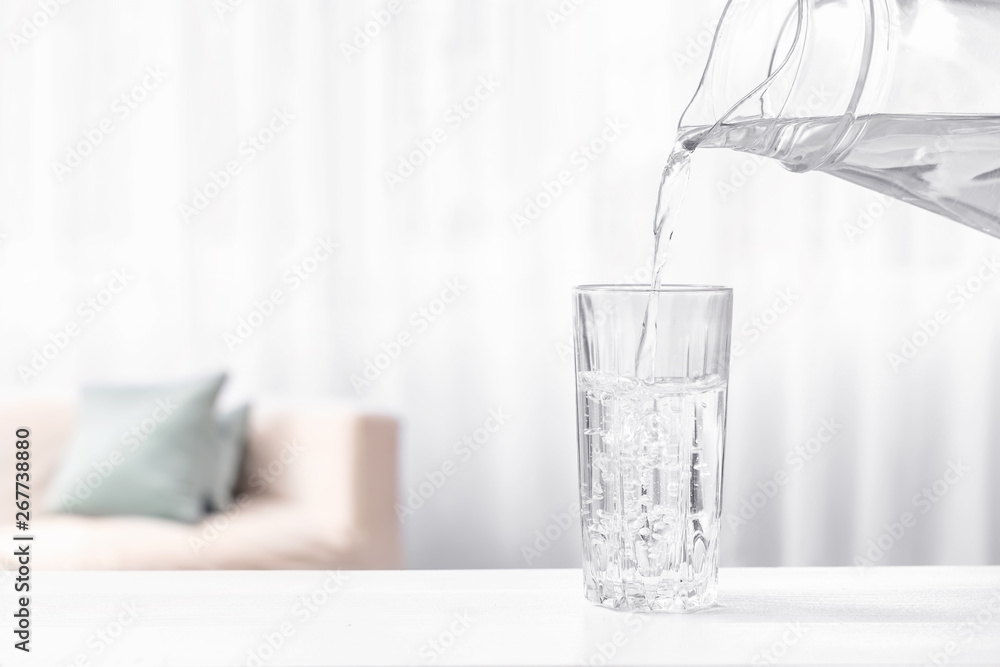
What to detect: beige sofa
<box><xmin>0</xmin><ymin>398</ymin><xmax>401</xmax><ymax>570</ymax></box>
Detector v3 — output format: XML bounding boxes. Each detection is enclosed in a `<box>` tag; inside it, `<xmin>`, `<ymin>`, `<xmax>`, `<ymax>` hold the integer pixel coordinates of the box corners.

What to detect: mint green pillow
<box><xmin>46</xmin><ymin>374</ymin><xmax>226</xmax><ymax>523</ymax></box>
<box><xmin>208</xmin><ymin>405</ymin><xmax>250</xmax><ymax>511</ymax></box>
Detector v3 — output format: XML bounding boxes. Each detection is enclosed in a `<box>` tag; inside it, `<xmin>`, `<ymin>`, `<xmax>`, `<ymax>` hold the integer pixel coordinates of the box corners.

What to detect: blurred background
<box><xmin>1</xmin><ymin>0</ymin><xmax>999</xmax><ymax>570</ymax></box>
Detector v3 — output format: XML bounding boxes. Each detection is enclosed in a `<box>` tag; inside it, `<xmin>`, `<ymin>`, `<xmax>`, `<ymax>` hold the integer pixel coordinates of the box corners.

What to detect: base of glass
<box><xmin>584</xmin><ymin>576</ymin><xmax>718</xmax><ymax>613</ymax></box>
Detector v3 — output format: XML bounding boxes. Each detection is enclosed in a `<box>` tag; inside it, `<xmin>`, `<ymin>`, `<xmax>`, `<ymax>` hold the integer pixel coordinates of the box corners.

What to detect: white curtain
<box><xmin>1</xmin><ymin>0</ymin><xmax>998</xmax><ymax>568</ymax></box>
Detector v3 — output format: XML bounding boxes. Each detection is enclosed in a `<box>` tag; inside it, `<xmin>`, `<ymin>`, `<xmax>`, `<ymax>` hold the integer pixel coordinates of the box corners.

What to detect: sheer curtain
<box><xmin>1</xmin><ymin>0</ymin><xmax>998</xmax><ymax>568</ymax></box>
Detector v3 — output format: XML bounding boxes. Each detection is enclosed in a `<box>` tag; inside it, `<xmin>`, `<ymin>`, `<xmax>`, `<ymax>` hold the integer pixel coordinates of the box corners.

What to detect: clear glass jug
<box><xmin>679</xmin><ymin>0</ymin><xmax>1000</xmax><ymax>239</ymax></box>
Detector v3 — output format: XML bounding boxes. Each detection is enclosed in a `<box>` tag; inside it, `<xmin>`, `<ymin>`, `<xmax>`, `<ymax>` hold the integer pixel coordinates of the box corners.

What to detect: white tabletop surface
<box><xmin>6</xmin><ymin>567</ymin><xmax>1000</xmax><ymax>666</ymax></box>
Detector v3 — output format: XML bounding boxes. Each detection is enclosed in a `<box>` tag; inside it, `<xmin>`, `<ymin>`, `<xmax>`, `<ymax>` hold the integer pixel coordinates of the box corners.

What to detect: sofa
<box><xmin>0</xmin><ymin>398</ymin><xmax>401</xmax><ymax>570</ymax></box>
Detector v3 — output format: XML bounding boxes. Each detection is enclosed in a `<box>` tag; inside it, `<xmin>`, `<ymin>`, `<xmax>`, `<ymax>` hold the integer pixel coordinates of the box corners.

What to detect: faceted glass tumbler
<box><xmin>573</xmin><ymin>285</ymin><xmax>733</xmax><ymax>612</ymax></box>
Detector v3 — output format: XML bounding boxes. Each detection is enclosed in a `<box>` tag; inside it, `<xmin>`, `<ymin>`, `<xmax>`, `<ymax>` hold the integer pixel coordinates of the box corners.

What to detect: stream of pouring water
<box><xmin>633</xmin><ymin>137</ymin><xmax>697</xmax><ymax>380</ymax></box>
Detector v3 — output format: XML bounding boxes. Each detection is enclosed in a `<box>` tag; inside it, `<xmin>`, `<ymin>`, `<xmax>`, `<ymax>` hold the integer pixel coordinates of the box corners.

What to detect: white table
<box><xmin>6</xmin><ymin>567</ymin><xmax>1000</xmax><ymax>665</ymax></box>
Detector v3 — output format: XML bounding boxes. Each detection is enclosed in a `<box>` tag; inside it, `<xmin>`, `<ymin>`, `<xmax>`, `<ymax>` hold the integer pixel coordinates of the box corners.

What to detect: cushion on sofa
<box><xmin>44</xmin><ymin>374</ymin><xmax>226</xmax><ymax>522</ymax></box>
<box><xmin>208</xmin><ymin>404</ymin><xmax>250</xmax><ymax>511</ymax></box>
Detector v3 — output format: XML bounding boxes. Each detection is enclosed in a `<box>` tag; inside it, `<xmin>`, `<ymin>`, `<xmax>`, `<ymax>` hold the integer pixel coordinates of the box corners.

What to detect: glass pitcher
<box><xmin>679</xmin><ymin>0</ymin><xmax>1000</xmax><ymax>239</ymax></box>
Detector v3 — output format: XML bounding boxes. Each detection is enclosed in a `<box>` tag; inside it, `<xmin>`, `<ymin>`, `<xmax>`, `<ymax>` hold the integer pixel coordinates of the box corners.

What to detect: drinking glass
<box><xmin>573</xmin><ymin>285</ymin><xmax>733</xmax><ymax>612</ymax></box>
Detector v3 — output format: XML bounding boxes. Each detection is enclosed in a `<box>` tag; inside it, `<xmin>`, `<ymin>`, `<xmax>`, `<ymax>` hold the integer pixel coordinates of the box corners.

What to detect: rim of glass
<box><xmin>574</xmin><ymin>284</ymin><xmax>731</xmax><ymax>294</ymax></box>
